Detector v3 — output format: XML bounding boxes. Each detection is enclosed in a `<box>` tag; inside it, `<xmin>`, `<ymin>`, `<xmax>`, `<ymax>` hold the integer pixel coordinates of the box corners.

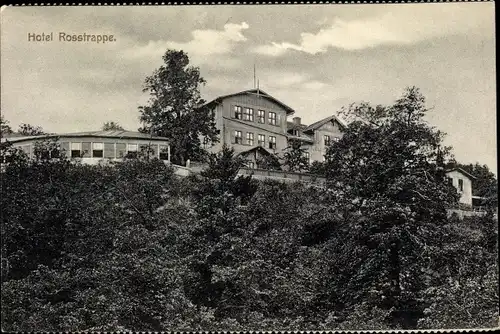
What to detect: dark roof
<box><xmin>286</xmin><ymin>124</ymin><xmax>314</xmax><ymax>143</ymax></box>
<box><xmin>1</xmin><ymin>130</ymin><xmax>170</xmax><ymax>144</ymax></box>
<box><xmin>203</xmin><ymin>89</ymin><xmax>296</xmax><ymax>115</ymax></box>
<box><xmin>286</xmin><ymin>121</ymin><xmax>308</xmax><ymax>131</ymax></box>
<box><xmin>303</xmin><ymin>115</ymin><xmax>347</xmax><ymax>132</ymax></box>
<box><xmin>445</xmin><ymin>168</ymin><xmax>477</xmax><ymax>180</ymax></box>
<box><xmin>237</xmin><ymin>146</ymin><xmax>273</xmax><ymax>157</ymax></box>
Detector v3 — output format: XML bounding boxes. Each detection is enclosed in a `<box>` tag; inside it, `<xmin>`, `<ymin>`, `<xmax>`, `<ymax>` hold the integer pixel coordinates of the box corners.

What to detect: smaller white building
<box><xmin>445</xmin><ymin>168</ymin><xmax>476</xmax><ymax>206</ymax></box>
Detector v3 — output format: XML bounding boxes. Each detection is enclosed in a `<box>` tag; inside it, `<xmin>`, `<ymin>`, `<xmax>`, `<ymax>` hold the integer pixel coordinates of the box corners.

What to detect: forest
<box><xmin>0</xmin><ymin>142</ymin><xmax>497</xmax><ymax>331</ymax></box>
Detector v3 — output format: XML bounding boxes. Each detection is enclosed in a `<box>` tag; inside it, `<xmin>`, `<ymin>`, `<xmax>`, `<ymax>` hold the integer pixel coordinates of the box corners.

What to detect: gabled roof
<box><xmin>203</xmin><ymin>88</ymin><xmax>296</xmax><ymax>115</ymax></box>
<box><xmin>237</xmin><ymin>145</ymin><xmax>273</xmax><ymax>157</ymax></box>
<box><xmin>286</xmin><ymin>121</ymin><xmax>308</xmax><ymax>131</ymax></box>
<box><xmin>1</xmin><ymin>130</ymin><xmax>170</xmax><ymax>144</ymax></box>
<box><xmin>303</xmin><ymin>115</ymin><xmax>347</xmax><ymax>132</ymax></box>
<box><xmin>445</xmin><ymin>167</ymin><xmax>477</xmax><ymax>180</ymax></box>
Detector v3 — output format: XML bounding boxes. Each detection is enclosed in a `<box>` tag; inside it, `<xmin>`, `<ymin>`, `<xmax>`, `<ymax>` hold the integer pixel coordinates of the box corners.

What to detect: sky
<box><xmin>1</xmin><ymin>3</ymin><xmax>496</xmax><ymax>170</ymax></box>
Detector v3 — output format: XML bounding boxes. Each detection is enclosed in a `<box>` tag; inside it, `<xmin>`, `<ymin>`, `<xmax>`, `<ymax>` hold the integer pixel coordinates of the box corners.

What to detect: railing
<box><xmin>171</xmin><ymin>163</ymin><xmax>326</xmax><ymax>184</ymax></box>
<box><xmin>238</xmin><ymin>167</ymin><xmax>326</xmax><ymax>184</ymax></box>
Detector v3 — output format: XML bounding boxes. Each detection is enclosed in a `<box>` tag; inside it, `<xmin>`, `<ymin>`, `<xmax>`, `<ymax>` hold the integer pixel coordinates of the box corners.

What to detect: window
<box><xmin>458</xmin><ymin>179</ymin><xmax>464</xmax><ymax>192</ymax></box>
<box><xmin>159</xmin><ymin>145</ymin><xmax>169</xmax><ymax>160</ymax></box>
<box><xmin>150</xmin><ymin>145</ymin><xmax>158</xmax><ymax>158</ymax></box>
<box><xmin>234</xmin><ymin>130</ymin><xmax>243</xmax><ymax>144</ymax></box>
<box><xmin>243</xmin><ymin>108</ymin><xmax>254</xmax><ymax>121</ymax></box>
<box><xmin>20</xmin><ymin>145</ymin><xmax>31</xmax><ymax>158</ymax></box>
<box><xmin>70</xmin><ymin>142</ymin><xmax>81</xmax><ymax>158</ymax></box>
<box><xmin>104</xmin><ymin>143</ymin><xmax>115</xmax><ymax>158</ymax></box>
<box><xmin>269</xmin><ymin>112</ymin><xmax>277</xmax><ymax>125</ymax></box>
<box><xmin>92</xmin><ymin>142</ymin><xmax>104</xmax><ymax>158</ymax></box>
<box><xmin>248</xmin><ymin>161</ymin><xmax>255</xmax><ymax>169</ymax></box>
<box><xmin>257</xmin><ymin>110</ymin><xmax>265</xmax><ymax>123</ymax></box>
<box><xmin>127</xmin><ymin>143</ymin><xmax>138</xmax><ymax>158</ymax></box>
<box><xmin>234</xmin><ymin>105</ymin><xmax>243</xmax><ymax>119</ymax></box>
<box><xmin>269</xmin><ymin>136</ymin><xmax>276</xmax><ymax>150</ymax></box>
<box><xmin>116</xmin><ymin>143</ymin><xmax>127</xmax><ymax>158</ymax></box>
<box><xmin>60</xmin><ymin>142</ymin><xmax>69</xmax><ymax>158</ymax></box>
<box><xmin>292</xmin><ymin>129</ymin><xmax>300</xmax><ymax>137</ymax></box>
<box><xmin>447</xmin><ymin>177</ymin><xmax>453</xmax><ymax>186</ymax></box>
<box><xmin>304</xmin><ymin>152</ymin><xmax>310</xmax><ymax>161</ymax></box>
<box><xmin>258</xmin><ymin>134</ymin><xmax>265</xmax><ymax>147</ymax></box>
<box><xmin>140</xmin><ymin>144</ymin><xmax>154</xmax><ymax>158</ymax></box>
<box><xmin>81</xmin><ymin>142</ymin><xmax>91</xmax><ymax>158</ymax></box>
<box><xmin>246</xmin><ymin>132</ymin><xmax>254</xmax><ymax>146</ymax></box>
<box><xmin>332</xmin><ymin>137</ymin><xmax>340</xmax><ymax>143</ymax></box>
<box><xmin>324</xmin><ymin>135</ymin><xmax>331</xmax><ymax>146</ymax></box>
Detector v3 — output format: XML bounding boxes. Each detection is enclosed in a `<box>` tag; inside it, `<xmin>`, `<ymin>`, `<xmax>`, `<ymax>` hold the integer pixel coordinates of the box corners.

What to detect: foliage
<box><xmin>18</xmin><ymin>123</ymin><xmax>46</xmax><ymax>136</ymax></box>
<box><xmin>417</xmin><ymin>214</ymin><xmax>499</xmax><ymax>329</ymax></box>
<box><xmin>282</xmin><ymin>139</ymin><xmax>310</xmax><ymax>173</ymax></box>
<box><xmin>255</xmin><ymin>152</ymin><xmax>282</xmax><ymax>170</ymax></box>
<box><xmin>325</xmin><ymin>87</ymin><xmax>463</xmax><ymax>328</ymax></box>
<box><xmin>138</xmin><ymin>49</ymin><xmax>219</xmax><ymax>165</ymax></box>
<box><xmin>102</xmin><ymin>121</ymin><xmax>124</xmax><ymax>131</ymax></box>
<box><xmin>190</xmin><ymin>144</ymin><xmax>258</xmax><ymax>217</ymax></box>
<box><xmin>1</xmin><ymin>115</ymin><xmax>13</xmax><ymax>136</ymax></box>
<box><xmin>309</xmin><ymin>161</ymin><xmax>326</xmax><ymax>176</ymax></box>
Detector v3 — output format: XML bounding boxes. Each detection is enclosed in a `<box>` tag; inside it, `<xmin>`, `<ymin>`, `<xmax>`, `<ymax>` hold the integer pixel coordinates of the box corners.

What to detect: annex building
<box><xmin>1</xmin><ymin>130</ymin><xmax>171</xmax><ymax>164</ymax></box>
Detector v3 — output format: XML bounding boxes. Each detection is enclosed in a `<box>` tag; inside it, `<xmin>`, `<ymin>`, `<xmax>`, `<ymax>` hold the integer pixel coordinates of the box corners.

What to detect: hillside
<box><xmin>1</xmin><ymin>153</ymin><xmax>497</xmax><ymax>331</ymax></box>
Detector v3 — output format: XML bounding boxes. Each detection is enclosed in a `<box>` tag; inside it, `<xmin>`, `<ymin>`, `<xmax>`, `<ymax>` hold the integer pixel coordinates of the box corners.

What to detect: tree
<box><xmin>282</xmin><ymin>139</ymin><xmax>310</xmax><ymax>172</ymax></box>
<box><xmin>138</xmin><ymin>50</ymin><xmax>219</xmax><ymax>165</ymax></box>
<box><xmin>1</xmin><ymin>135</ymin><xmax>496</xmax><ymax>330</ymax></box>
<box><xmin>18</xmin><ymin>123</ymin><xmax>46</xmax><ymax>136</ymax></box>
<box><xmin>324</xmin><ymin>87</ymin><xmax>460</xmax><ymax>328</ymax></box>
<box><xmin>309</xmin><ymin>161</ymin><xmax>326</xmax><ymax>176</ymax></box>
<box><xmin>1</xmin><ymin>115</ymin><xmax>13</xmax><ymax>137</ymax></box>
<box><xmin>191</xmin><ymin>144</ymin><xmax>257</xmax><ymax>218</ymax></box>
<box><xmin>102</xmin><ymin>121</ymin><xmax>124</xmax><ymax>131</ymax></box>
<box><xmin>256</xmin><ymin>152</ymin><xmax>282</xmax><ymax>171</ymax></box>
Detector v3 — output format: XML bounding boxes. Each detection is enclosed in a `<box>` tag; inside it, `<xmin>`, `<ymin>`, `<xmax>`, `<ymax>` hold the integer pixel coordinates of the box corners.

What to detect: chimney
<box><xmin>293</xmin><ymin>117</ymin><xmax>301</xmax><ymax>125</ymax></box>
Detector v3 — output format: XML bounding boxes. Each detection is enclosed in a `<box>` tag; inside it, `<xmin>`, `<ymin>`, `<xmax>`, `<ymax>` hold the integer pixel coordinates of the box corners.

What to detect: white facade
<box><xmin>446</xmin><ymin>169</ymin><xmax>474</xmax><ymax>206</ymax></box>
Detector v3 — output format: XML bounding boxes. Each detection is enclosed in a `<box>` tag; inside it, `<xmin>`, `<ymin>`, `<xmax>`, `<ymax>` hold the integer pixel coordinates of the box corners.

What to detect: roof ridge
<box><xmin>202</xmin><ymin>88</ymin><xmax>296</xmax><ymax>115</ymax></box>
<box><xmin>304</xmin><ymin>114</ymin><xmax>347</xmax><ymax>132</ymax></box>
